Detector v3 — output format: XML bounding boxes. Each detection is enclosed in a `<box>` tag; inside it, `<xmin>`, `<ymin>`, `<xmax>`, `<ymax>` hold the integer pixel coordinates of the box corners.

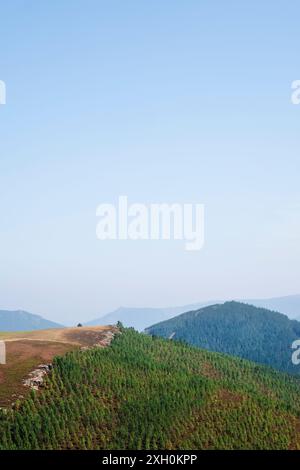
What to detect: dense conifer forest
<box><xmin>1</xmin><ymin>328</ymin><xmax>300</xmax><ymax>450</ymax></box>
<box><xmin>146</xmin><ymin>302</ymin><xmax>300</xmax><ymax>375</ymax></box>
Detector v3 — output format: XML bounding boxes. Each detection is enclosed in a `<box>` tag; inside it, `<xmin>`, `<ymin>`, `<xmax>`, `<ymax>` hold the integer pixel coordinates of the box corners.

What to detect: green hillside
<box><xmin>146</xmin><ymin>302</ymin><xmax>300</xmax><ymax>375</ymax></box>
<box><xmin>1</xmin><ymin>328</ymin><xmax>300</xmax><ymax>450</ymax></box>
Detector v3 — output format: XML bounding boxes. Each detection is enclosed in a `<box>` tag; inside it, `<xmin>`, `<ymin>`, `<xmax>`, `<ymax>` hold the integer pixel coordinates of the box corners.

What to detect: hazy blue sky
<box><xmin>0</xmin><ymin>1</ymin><xmax>299</xmax><ymax>324</ymax></box>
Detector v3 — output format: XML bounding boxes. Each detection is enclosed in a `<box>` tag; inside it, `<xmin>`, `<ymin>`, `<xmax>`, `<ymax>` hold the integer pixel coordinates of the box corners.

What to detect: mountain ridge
<box><xmin>0</xmin><ymin>309</ymin><xmax>64</xmax><ymax>331</ymax></box>
<box><xmin>145</xmin><ymin>301</ymin><xmax>300</xmax><ymax>375</ymax></box>
<box><xmin>85</xmin><ymin>294</ymin><xmax>300</xmax><ymax>331</ymax></box>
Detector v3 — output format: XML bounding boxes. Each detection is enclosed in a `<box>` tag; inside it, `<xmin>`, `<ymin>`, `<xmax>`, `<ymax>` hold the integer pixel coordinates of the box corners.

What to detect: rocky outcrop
<box><xmin>80</xmin><ymin>329</ymin><xmax>116</xmax><ymax>351</ymax></box>
<box><xmin>22</xmin><ymin>328</ymin><xmax>118</xmax><ymax>391</ymax></box>
<box><xmin>23</xmin><ymin>364</ymin><xmax>52</xmax><ymax>390</ymax></box>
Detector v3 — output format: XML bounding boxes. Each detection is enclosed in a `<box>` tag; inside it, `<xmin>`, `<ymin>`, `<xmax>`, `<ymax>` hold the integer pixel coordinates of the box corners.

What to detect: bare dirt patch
<box><xmin>0</xmin><ymin>340</ymin><xmax>75</xmax><ymax>407</ymax></box>
<box><xmin>0</xmin><ymin>326</ymin><xmax>118</xmax><ymax>407</ymax></box>
<box><xmin>0</xmin><ymin>325</ymin><xmax>116</xmax><ymax>344</ymax></box>
<box><xmin>201</xmin><ymin>361</ymin><xmax>220</xmax><ymax>379</ymax></box>
<box><xmin>62</xmin><ymin>326</ymin><xmax>118</xmax><ymax>347</ymax></box>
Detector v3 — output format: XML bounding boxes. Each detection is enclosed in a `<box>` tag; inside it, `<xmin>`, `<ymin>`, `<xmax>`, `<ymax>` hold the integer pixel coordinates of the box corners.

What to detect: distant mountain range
<box><xmin>0</xmin><ymin>310</ymin><xmax>64</xmax><ymax>332</ymax></box>
<box><xmin>85</xmin><ymin>307</ymin><xmax>172</xmax><ymax>332</ymax></box>
<box><xmin>145</xmin><ymin>301</ymin><xmax>300</xmax><ymax>375</ymax></box>
<box><xmin>85</xmin><ymin>304</ymin><xmax>219</xmax><ymax>331</ymax></box>
<box><xmin>244</xmin><ymin>294</ymin><xmax>300</xmax><ymax>320</ymax></box>
<box><xmin>86</xmin><ymin>294</ymin><xmax>300</xmax><ymax>331</ymax></box>
<box><xmin>2</xmin><ymin>294</ymin><xmax>300</xmax><ymax>333</ymax></box>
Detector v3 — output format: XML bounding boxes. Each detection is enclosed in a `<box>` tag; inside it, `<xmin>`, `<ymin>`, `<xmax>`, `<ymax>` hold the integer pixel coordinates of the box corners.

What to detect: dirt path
<box><xmin>3</xmin><ymin>338</ymin><xmax>79</xmax><ymax>345</ymax></box>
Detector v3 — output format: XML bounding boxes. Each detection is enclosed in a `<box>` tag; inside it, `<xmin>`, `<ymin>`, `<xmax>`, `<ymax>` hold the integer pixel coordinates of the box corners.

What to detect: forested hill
<box><xmin>1</xmin><ymin>328</ymin><xmax>300</xmax><ymax>449</ymax></box>
<box><xmin>145</xmin><ymin>302</ymin><xmax>300</xmax><ymax>375</ymax></box>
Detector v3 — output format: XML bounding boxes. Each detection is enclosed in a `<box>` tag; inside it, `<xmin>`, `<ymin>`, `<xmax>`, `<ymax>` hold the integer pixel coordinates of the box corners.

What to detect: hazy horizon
<box><xmin>1</xmin><ymin>2</ymin><xmax>300</xmax><ymax>325</ymax></box>
<box><xmin>1</xmin><ymin>292</ymin><xmax>300</xmax><ymax>326</ymax></box>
